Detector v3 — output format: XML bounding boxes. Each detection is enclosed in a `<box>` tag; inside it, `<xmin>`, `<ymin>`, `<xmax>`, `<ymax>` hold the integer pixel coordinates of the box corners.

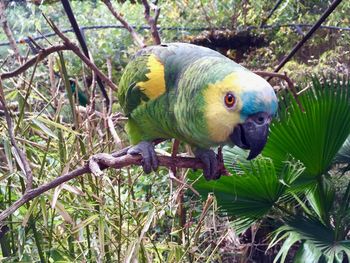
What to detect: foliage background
<box><xmin>0</xmin><ymin>0</ymin><xmax>350</xmax><ymax>262</ymax></box>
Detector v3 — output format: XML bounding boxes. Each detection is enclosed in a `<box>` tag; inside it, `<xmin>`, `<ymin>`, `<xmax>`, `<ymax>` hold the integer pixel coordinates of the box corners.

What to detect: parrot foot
<box><xmin>194</xmin><ymin>149</ymin><xmax>220</xmax><ymax>181</ymax></box>
<box><xmin>127</xmin><ymin>141</ymin><xmax>158</xmax><ymax>174</ymax></box>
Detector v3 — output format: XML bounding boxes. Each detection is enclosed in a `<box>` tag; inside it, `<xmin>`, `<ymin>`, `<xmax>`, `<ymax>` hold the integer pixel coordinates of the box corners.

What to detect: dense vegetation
<box><xmin>0</xmin><ymin>0</ymin><xmax>350</xmax><ymax>262</ymax></box>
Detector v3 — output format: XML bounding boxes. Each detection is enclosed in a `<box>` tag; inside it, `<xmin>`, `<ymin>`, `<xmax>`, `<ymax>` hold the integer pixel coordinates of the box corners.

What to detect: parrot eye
<box><xmin>224</xmin><ymin>92</ymin><xmax>236</xmax><ymax>108</ymax></box>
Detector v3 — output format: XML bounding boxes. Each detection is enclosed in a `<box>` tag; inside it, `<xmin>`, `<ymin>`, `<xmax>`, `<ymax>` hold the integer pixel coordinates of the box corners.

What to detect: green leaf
<box><xmin>71</xmin><ymin>214</ymin><xmax>99</xmax><ymax>234</ymax></box>
<box><xmin>294</xmin><ymin>241</ymin><xmax>322</xmax><ymax>263</ymax></box>
<box><xmin>273</xmin><ymin>231</ymin><xmax>301</xmax><ymax>263</ymax></box>
<box><xmin>270</xmin><ymin>215</ymin><xmax>350</xmax><ymax>263</ymax></box>
<box><xmin>57</xmin><ymin>52</ymin><xmax>76</xmax><ymax>125</ymax></box>
<box><xmin>333</xmin><ymin>135</ymin><xmax>350</xmax><ymax>174</ymax></box>
<box><xmin>190</xmin><ymin>158</ymin><xmax>304</xmax><ymax>230</ymax></box>
<box><xmin>263</xmin><ymin>77</ymin><xmax>350</xmax><ymax>178</ymax></box>
<box><xmin>307</xmin><ymin>177</ymin><xmax>335</xmax><ymax>226</ymax></box>
<box><xmin>34</xmin><ymin>116</ymin><xmax>79</xmax><ymax>135</ymax></box>
<box><xmin>334</xmin><ymin>135</ymin><xmax>350</xmax><ymax>164</ymax></box>
<box><xmin>31</xmin><ymin>118</ymin><xmax>58</xmax><ymax>139</ymax></box>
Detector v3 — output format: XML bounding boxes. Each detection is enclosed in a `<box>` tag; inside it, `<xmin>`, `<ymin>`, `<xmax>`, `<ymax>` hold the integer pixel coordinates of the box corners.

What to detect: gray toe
<box><xmin>127</xmin><ymin>141</ymin><xmax>158</xmax><ymax>174</ymax></box>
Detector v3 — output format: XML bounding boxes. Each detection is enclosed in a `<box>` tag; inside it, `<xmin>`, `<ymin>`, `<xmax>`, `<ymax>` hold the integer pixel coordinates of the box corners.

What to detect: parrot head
<box><xmin>203</xmin><ymin>70</ymin><xmax>278</xmax><ymax>160</ymax></box>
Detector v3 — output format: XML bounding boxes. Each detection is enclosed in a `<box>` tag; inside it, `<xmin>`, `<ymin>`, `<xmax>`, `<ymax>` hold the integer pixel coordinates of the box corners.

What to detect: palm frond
<box><xmin>333</xmin><ymin>135</ymin><xmax>350</xmax><ymax>174</ymax></box>
<box><xmin>190</xmin><ymin>158</ymin><xmax>304</xmax><ymax>231</ymax></box>
<box><xmin>263</xmin><ymin>77</ymin><xmax>350</xmax><ymax>178</ymax></box>
<box><xmin>270</xmin><ymin>215</ymin><xmax>350</xmax><ymax>263</ymax></box>
<box><xmin>269</xmin><ymin>180</ymin><xmax>350</xmax><ymax>263</ymax></box>
<box><xmin>334</xmin><ymin>136</ymin><xmax>350</xmax><ymax>163</ymax></box>
<box><xmin>223</xmin><ymin>146</ymin><xmax>250</xmax><ymax>175</ymax></box>
<box><xmin>293</xmin><ymin>241</ymin><xmax>323</xmax><ymax>263</ymax></box>
<box><xmin>306</xmin><ymin>176</ymin><xmax>335</xmax><ymax>226</ymax></box>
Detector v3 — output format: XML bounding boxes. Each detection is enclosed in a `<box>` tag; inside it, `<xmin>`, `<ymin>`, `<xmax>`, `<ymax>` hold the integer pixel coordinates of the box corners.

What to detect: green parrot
<box><xmin>118</xmin><ymin>43</ymin><xmax>278</xmax><ymax>180</ymax></box>
<box><xmin>69</xmin><ymin>80</ymin><xmax>89</xmax><ymax>107</ymax></box>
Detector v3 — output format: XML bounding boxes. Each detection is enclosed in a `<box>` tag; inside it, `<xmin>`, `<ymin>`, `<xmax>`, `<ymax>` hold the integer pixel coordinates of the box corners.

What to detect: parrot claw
<box><xmin>128</xmin><ymin>141</ymin><xmax>158</xmax><ymax>174</ymax></box>
<box><xmin>195</xmin><ymin>149</ymin><xmax>220</xmax><ymax>181</ymax></box>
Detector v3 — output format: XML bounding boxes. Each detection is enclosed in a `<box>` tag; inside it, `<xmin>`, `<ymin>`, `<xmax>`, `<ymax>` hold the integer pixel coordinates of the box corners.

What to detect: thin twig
<box><xmin>0</xmin><ymin>44</ymin><xmax>70</xmax><ymax>80</ymax></box>
<box><xmin>168</xmin><ymin>172</ymin><xmax>200</xmax><ymax>197</ymax></box>
<box><xmin>0</xmin><ymin>146</ymin><xmax>216</xmax><ymax>223</ymax></box>
<box><xmin>0</xmin><ymin>80</ymin><xmax>33</xmax><ymax>191</ymax></box>
<box><xmin>192</xmin><ymin>194</ymin><xmax>214</xmax><ymax>243</ymax></box>
<box><xmin>141</xmin><ymin>0</ymin><xmax>161</xmax><ymax>45</ymax></box>
<box><xmin>107</xmin><ymin>116</ymin><xmax>123</xmax><ymax>149</ymax></box>
<box><xmin>272</xmin><ymin>0</ymin><xmax>343</xmax><ymax>74</ymax></box>
<box><xmin>254</xmin><ymin>70</ymin><xmax>304</xmax><ymax>112</ymax></box>
<box><xmin>171</xmin><ymin>139</ymin><xmax>180</xmax><ymax>175</ymax></box>
<box><xmin>44</xmin><ymin>16</ymin><xmax>118</xmax><ymax>92</ymax></box>
<box><xmin>259</xmin><ymin>0</ymin><xmax>284</xmax><ymax>28</ymax></box>
<box><xmin>102</xmin><ymin>0</ymin><xmax>145</xmax><ymax>48</ymax></box>
<box><xmin>61</xmin><ymin>0</ymin><xmax>110</xmax><ymax>109</ymax></box>
<box><xmin>0</xmin><ymin>1</ymin><xmax>22</xmax><ymax>62</ymax></box>
<box><xmin>170</xmin><ymin>139</ymin><xmax>186</xmax><ymax>236</ymax></box>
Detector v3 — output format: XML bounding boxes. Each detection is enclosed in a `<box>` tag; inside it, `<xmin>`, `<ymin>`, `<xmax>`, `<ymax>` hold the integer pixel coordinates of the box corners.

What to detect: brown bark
<box><xmin>1</xmin><ymin>44</ymin><xmax>70</xmax><ymax>80</ymax></box>
<box><xmin>102</xmin><ymin>0</ymin><xmax>145</xmax><ymax>48</ymax></box>
<box><xmin>141</xmin><ymin>0</ymin><xmax>161</xmax><ymax>45</ymax></box>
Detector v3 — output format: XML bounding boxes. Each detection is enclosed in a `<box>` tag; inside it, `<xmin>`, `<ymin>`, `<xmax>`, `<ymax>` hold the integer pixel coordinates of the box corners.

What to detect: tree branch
<box><xmin>0</xmin><ymin>1</ymin><xmax>22</xmax><ymax>62</ymax></box>
<box><xmin>0</xmin><ymin>44</ymin><xmax>70</xmax><ymax>80</ymax></box>
<box><xmin>102</xmin><ymin>0</ymin><xmax>145</xmax><ymax>48</ymax></box>
<box><xmin>1</xmin><ymin>17</ymin><xmax>118</xmax><ymax>92</ymax></box>
<box><xmin>141</xmin><ymin>0</ymin><xmax>161</xmax><ymax>45</ymax></box>
<box><xmin>44</xmin><ymin>16</ymin><xmax>118</xmax><ymax>92</ymax></box>
<box><xmin>0</xmin><ymin>147</ymin><xmax>216</xmax><ymax>223</ymax></box>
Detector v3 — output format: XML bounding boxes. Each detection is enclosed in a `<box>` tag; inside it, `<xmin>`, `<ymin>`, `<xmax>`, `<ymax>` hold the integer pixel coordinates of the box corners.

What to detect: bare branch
<box><xmin>44</xmin><ymin>16</ymin><xmax>118</xmax><ymax>92</ymax></box>
<box><xmin>0</xmin><ymin>80</ymin><xmax>33</xmax><ymax>191</ymax></box>
<box><xmin>1</xmin><ymin>37</ymin><xmax>117</xmax><ymax>93</ymax></box>
<box><xmin>253</xmin><ymin>70</ymin><xmax>304</xmax><ymax>112</ymax></box>
<box><xmin>0</xmin><ymin>147</ymin><xmax>222</xmax><ymax>223</ymax></box>
<box><xmin>141</xmin><ymin>0</ymin><xmax>161</xmax><ymax>45</ymax></box>
<box><xmin>107</xmin><ymin>116</ymin><xmax>123</xmax><ymax>149</ymax></box>
<box><xmin>0</xmin><ymin>44</ymin><xmax>69</xmax><ymax>80</ymax></box>
<box><xmin>102</xmin><ymin>0</ymin><xmax>145</xmax><ymax>48</ymax></box>
<box><xmin>0</xmin><ymin>1</ymin><xmax>22</xmax><ymax>62</ymax></box>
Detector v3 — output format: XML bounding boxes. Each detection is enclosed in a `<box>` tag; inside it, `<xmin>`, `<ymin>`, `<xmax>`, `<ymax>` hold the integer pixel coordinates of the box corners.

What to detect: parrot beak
<box><xmin>230</xmin><ymin>112</ymin><xmax>271</xmax><ymax>160</ymax></box>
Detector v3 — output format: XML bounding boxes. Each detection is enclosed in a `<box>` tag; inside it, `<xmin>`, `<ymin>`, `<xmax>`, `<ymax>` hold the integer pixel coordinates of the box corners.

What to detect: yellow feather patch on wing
<box><xmin>137</xmin><ymin>55</ymin><xmax>166</xmax><ymax>99</ymax></box>
<box><xmin>203</xmin><ymin>73</ymin><xmax>243</xmax><ymax>143</ymax></box>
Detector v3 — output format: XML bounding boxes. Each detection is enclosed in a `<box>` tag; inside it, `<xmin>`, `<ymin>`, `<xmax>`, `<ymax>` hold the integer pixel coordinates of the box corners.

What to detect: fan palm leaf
<box><xmin>190</xmin><ymin>157</ymin><xmax>304</xmax><ymax>232</ymax></box>
<box><xmin>269</xmin><ymin>181</ymin><xmax>350</xmax><ymax>263</ymax></box>
<box><xmin>263</xmin><ymin>77</ymin><xmax>350</xmax><ymax>178</ymax></box>
<box><xmin>333</xmin><ymin>135</ymin><xmax>350</xmax><ymax>174</ymax></box>
<box><xmin>334</xmin><ymin>136</ymin><xmax>350</xmax><ymax>163</ymax></box>
<box><xmin>269</xmin><ymin>216</ymin><xmax>350</xmax><ymax>263</ymax></box>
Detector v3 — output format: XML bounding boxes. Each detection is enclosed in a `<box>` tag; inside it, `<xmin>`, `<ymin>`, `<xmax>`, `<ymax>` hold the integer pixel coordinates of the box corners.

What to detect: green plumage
<box><xmin>118</xmin><ymin>43</ymin><xmax>246</xmax><ymax>148</ymax></box>
<box><xmin>119</xmin><ymin>43</ymin><xmax>278</xmax><ymax>179</ymax></box>
<box><xmin>70</xmin><ymin>80</ymin><xmax>89</xmax><ymax>107</ymax></box>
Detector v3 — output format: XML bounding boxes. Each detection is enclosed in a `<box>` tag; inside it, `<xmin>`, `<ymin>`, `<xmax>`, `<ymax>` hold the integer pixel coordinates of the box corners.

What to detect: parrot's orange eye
<box><xmin>224</xmin><ymin>93</ymin><xmax>236</xmax><ymax>108</ymax></box>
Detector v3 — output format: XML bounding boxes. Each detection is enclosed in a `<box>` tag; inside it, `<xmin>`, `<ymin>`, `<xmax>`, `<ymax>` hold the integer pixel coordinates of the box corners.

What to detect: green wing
<box><xmin>118</xmin><ymin>43</ymin><xmax>226</xmax><ymax>116</ymax></box>
<box><xmin>118</xmin><ymin>54</ymin><xmax>151</xmax><ymax>116</ymax></box>
<box><xmin>118</xmin><ymin>43</ymin><xmax>234</xmax><ymax>145</ymax></box>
